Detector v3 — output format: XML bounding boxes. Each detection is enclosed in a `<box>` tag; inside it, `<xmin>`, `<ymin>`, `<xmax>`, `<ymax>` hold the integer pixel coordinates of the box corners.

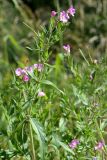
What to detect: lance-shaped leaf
<box><xmin>30</xmin><ymin>118</ymin><xmax>46</xmax><ymax>159</ymax></box>
<box><xmin>40</xmin><ymin>80</ymin><xmax>64</xmax><ymax>95</ymax></box>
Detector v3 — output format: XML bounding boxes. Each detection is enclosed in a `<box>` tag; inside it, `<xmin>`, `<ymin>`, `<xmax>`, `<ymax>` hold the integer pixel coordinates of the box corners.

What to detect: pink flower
<box><xmin>15</xmin><ymin>68</ymin><xmax>22</xmax><ymax>76</ymax></box>
<box><xmin>95</xmin><ymin>141</ymin><xmax>104</xmax><ymax>150</ymax></box>
<box><xmin>69</xmin><ymin>139</ymin><xmax>79</xmax><ymax>149</ymax></box>
<box><xmin>59</xmin><ymin>11</ymin><xmax>69</xmax><ymax>23</ymax></box>
<box><xmin>23</xmin><ymin>75</ymin><xmax>30</xmax><ymax>82</ymax></box>
<box><xmin>34</xmin><ymin>64</ymin><xmax>38</xmax><ymax>69</ymax></box>
<box><xmin>38</xmin><ymin>91</ymin><xmax>45</xmax><ymax>97</ymax></box>
<box><xmin>21</xmin><ymin>69</ymin><xmax>27</xmax><ymax>75</ymax></box>
<box><xmin>63</xmin><ymin>44</ymin><xmax>70</xmax><ymax>53</ymax></box>
<box><xmin>51</xmin><ymin>11</ymin><xmax>57</xmax><ymax>17</ymax></box>
<box><xmin>93</xmin><ymin>157</ymin><xmax>97</xmax><ymax>160</ymax></box>
<box><xmin>34</xmin><ymin>63</ymin><xmax>43</xmax><ymax>72</ymax></box>
<box><xmin>26</xmin><ymin>66</ymin><xmax>33</xmax><ymax>73</ymax></box>
<box><xmin>37</xmin><ymin>64</ymin><xmax>43</xmax><ymax>72</ymax></box>
<box><xmin>67</xmin><ymin>6</ymin><xmax>75</xmax><ymax>16</ymax></box>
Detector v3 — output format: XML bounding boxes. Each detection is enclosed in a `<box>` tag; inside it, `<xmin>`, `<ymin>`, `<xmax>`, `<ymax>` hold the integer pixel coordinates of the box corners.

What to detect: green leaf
<box><xmin>40</xmin><ymin>80</ymin><xmax>64</xmax><ymax>94</ymax></box>
<box><xmin>59</xmin><ymin>117</ymin><xmax>66</xmax><ymax>132</ymax></box>
<box><xmin>30</xmin><ymin>118</ymin><xmax>46</xmax><ymax>159</ymax></box>
<box><xmin>72</xmin><ymin>85</ymin><xmax>88</xmax><ymax>106</ymax></box>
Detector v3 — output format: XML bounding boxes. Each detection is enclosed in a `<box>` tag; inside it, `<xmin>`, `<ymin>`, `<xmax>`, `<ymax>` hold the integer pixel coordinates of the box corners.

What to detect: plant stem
<box><xmin>23</xmin><ymin>89</ymin><xmax>36</xmax><ymax>159</ymax></box>
<box><xmin>29</xmin><ymin>121</ymin><xmax>36</xmax><ymax>160</ymax></box>
<box><xmin>55</xmin><ymin>0</ymin><xmax>63</xmax><ymax>52</ymax></box>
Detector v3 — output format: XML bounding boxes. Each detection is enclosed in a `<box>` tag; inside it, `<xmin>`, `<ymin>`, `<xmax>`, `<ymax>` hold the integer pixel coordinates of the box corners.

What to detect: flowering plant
<box><xmin>1</xmin><ymin>4</ymin><xmax>107</xmax><ymax>160</ymax></box>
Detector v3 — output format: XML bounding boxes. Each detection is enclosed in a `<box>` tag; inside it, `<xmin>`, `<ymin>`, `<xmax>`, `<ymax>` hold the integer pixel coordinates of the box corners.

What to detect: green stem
<box><xmin>27</xmin><ymin>98</ymin><xmax>36</xmax><ymax>160</ymax></box>
<box><xmin>54</xmin><ymin>0</ymin><xmax>63</xmax><ymax>51</ymax></box>
<box><xmin>29</xmin><ymin>120</ymin><xmax>36</xmax><ymax>160</ymax></box>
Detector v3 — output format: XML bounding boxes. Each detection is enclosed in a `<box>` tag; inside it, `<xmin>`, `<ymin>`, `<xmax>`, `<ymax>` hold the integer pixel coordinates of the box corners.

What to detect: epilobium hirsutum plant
<box><xmin>1</xmin><ymin>4</ymin><xmax>107</xmax><ymax>160</ymax></box>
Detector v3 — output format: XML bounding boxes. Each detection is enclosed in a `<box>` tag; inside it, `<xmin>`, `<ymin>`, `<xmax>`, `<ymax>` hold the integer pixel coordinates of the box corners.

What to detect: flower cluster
<box><xmin>94</xmin><ymin>141</ymin><xmax>104</xmax><ymax>151</ymax></box>
<box><xmin>63</xmin><ymin>44</ymin><xmax>71</xmax><ymax>53</ymax></box>
<box><xmin>51</xmin><ymin>7</ymin><xmax>75</xmax><ymax>55</ymax></box>
<box><xmin>38</xmin><ymin>91</ymin><xmax>45</xmax><ymax>97</ymax></box>
<box><xmin>15</xmin><ymin>63</ymin><xmax>43</xmax><ymax>82</ymax></box>
<box><xmin>69</xmin><ymin>139</ymin><xmax>79</xmax><ymax>149</ymax></box>
<box><xmin>60</xmin><ymin>6</ymin><xmax>75</xmax><ymax>23</ymax></box>
<box><xmin>51</xmin><ymin>6</ymin><xmax>75</xmax><ymax>23</ymax></box>
<box><xmin>69</xmin><ymin>139</ymin><xmax>105</xmax><ymax>152</ymax></box>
